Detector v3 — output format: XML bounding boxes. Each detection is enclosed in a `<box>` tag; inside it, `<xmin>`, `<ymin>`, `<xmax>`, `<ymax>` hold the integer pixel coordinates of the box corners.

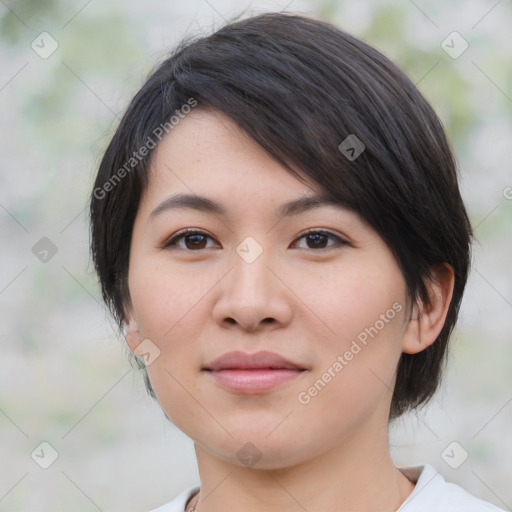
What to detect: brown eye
<box><xmin>293</xmin><ymin>230</ymin><xmax>346</xmax><ymax>250</ymax></box>
<box><xmin>162</xmin><ymin>229</ymin><xmax>217</xmax><ymax>250</ymax></box>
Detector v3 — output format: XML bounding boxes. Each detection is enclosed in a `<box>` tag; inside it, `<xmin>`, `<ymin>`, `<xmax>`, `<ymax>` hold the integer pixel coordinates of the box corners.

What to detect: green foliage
<box><xmin>0</xmin><ymin>0</ymin><xmax>59</xmax><ymax>43</ymax></box>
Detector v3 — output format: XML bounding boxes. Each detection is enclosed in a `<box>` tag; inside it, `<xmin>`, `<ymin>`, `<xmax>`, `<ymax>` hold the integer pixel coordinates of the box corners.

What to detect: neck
<box><xmin>190</xmin><ymin>416</ymin><xmax>415</xmax><ymax>512</ymax></box>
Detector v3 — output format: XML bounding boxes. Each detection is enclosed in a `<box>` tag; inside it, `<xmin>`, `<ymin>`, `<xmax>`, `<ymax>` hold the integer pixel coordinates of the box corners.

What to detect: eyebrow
<box><xmin>148</xmin><ymin>192</ymin><xmax>344</xmax><ymax>222</ymax></box>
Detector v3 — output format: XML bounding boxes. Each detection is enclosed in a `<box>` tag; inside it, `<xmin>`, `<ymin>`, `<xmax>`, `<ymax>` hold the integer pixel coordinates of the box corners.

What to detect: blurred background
<box><xmin>0</xmin><ymin>0</ymin><xmax>511</xmax><ymax>510</ymax></box>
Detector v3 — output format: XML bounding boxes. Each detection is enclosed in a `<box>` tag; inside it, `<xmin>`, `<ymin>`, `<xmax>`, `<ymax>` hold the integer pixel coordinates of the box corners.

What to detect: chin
<box><xmin>201</xmin><ymin>429</ymin><xmax>309</xmax><ymax>470</ymax></box>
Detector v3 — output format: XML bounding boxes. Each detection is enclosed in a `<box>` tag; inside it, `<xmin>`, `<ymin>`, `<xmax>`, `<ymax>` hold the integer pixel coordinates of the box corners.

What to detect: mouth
<box><xmin>202</xmin><ymin>350</ymin><xmax>307</xmax><ymax>394</ymax></box>
<box><xmin>205</xmin><ymin>368</ymin><xmax>305</xmax><ymax>393</ymax></box>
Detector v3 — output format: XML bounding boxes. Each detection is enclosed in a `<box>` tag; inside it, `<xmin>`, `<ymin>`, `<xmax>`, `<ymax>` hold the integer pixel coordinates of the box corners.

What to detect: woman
<box><xmin>89</xmin><ymin>12</ymin><xmax>505</xmax><ymax>512</ymax></box>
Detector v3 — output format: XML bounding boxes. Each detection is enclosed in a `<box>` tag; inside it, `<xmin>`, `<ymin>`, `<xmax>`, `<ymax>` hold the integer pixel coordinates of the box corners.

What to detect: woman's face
<box><xmin>126</xmin><ymin>109</ymin><xmax>413</xmax><ymax>469</ymax></box>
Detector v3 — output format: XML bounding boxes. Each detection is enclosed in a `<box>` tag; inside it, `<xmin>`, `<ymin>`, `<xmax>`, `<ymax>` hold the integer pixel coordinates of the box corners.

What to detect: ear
<box><xmin>124</xmin><ymin>306</ymin><xmax>141</xmax><ymax>353</ymax></box>
<box><xmin>402</xmin><ymin>263</ymin><xmax>455</xmax><ymax>355</ymax></box>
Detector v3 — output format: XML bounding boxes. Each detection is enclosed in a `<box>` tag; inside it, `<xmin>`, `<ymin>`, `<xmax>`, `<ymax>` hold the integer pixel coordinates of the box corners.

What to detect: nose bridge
<box><xmin>212</xmin><ymin>235</ymin><xmax>292</xmax><ymax>330</ymax></box>
<box><xmin>230</xmin><ymin>235</ymin><xmax>275</xmax><ymax>304</ymax></box>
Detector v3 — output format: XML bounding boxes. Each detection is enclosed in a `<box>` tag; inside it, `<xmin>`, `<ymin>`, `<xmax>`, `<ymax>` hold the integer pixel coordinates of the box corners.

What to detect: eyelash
<box><xmin>161</xmin><ymin>228</ymin><xmax>348</xmax><ymax>251</ymax></box>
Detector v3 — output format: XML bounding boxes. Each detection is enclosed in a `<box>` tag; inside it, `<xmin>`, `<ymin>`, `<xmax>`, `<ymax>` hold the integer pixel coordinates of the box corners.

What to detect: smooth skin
<box><xmin>124</xmin><ymin>109</ymin><xmax>454</xmax><ymax>511</ymax></box>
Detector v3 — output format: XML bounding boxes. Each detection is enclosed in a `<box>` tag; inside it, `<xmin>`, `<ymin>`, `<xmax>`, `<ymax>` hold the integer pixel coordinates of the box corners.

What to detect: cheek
<box><xmin>129</xmin><ymin>258</ymin><xmax>211</xmax><ymax>338</ymax></box>
<box><xmin>296</xmin><ymin>262</ymin><xmax>406</xmax><ymax>412</ymax></box>
<box><xmin>303</xmin><ymin>259</ymin><xmax>406</xmax><ymax>345</ymax></box>
<box><xmin>294</xmin><ymin>319</ymin><xmax>405</xmax><ymax>447</ymax></box>
<box><xmin>128</xmin><ymin>262</ymin><xmax>215</xmax><ymax>422</ymax></box>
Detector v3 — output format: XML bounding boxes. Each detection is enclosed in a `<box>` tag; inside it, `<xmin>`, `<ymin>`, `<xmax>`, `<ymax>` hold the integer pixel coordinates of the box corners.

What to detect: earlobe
<box><xmin>402</xmin><ymin>263</ymin><xmax>455</xmax><ymax>355</ymax></box>
<box><xmin>125</xmin><ymin>328</ymin><xmax>141</xmax><ymax>352</ymax></box>
<box><xmin>124</xmin><ymin>310</ymin><xmax>141</xmax><ymax>352</ymax></box>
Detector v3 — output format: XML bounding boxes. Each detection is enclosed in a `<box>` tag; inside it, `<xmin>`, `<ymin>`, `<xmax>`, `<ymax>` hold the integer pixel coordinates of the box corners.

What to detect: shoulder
<box><xmin>398</xmin><ymin>464</ymin><xmax>506</xmax><ymax>511</ymax></box>
<box><xmin>147</xmin><ymin>485</ymin><xmax>200</xmax><ymax>512</ymax></box>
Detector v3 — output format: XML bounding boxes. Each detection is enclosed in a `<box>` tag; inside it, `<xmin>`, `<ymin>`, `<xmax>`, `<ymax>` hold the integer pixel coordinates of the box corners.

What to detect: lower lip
<box><xmin>206</xmin><ymin>369</ymin><xmax>304</xmax><ymax>393</ymax></box>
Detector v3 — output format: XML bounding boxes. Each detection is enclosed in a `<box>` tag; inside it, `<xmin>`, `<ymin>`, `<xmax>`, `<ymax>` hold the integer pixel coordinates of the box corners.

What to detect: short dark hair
<box><xmin>89</xmin><ymin>12</ymin><xmax>472</xmax><ymax>420</ymax></box>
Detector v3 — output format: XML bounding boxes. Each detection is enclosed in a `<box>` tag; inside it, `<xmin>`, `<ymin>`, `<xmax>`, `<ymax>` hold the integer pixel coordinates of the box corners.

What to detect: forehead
<box><xmin>137</xmin><ymin>108</ymin><xmax>372</xmax><ymax>235</ymax></box>
<box><xmin>141</xmin><ymin>109</ymin><xmax>324</xmax><ymax>212</ymax></box>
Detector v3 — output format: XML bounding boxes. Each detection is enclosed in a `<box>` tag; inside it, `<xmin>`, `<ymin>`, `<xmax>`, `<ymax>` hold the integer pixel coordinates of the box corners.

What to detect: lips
<box><xmin>203</xmin><ymin>350</ymin><xmax>306</xmax><ymax>371</ymax></box>
<box><xmin>203</xmin><ymin>351</ymin><xmax>307</xmax><ymax>394</ymax></box>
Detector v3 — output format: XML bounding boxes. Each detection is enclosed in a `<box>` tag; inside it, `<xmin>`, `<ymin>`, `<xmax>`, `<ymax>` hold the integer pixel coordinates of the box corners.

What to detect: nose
<box><xmin>211</xmin><ymin>244</ymin><xmax>294</xmax><ymax>332</ymax></box>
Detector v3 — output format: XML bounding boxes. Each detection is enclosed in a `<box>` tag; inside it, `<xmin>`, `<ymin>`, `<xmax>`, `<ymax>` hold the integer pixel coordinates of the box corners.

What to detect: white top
<box><xmin>147</xmin><ymin>464</ymin><xmax>506</xmax><ymax>512</ymax></box>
